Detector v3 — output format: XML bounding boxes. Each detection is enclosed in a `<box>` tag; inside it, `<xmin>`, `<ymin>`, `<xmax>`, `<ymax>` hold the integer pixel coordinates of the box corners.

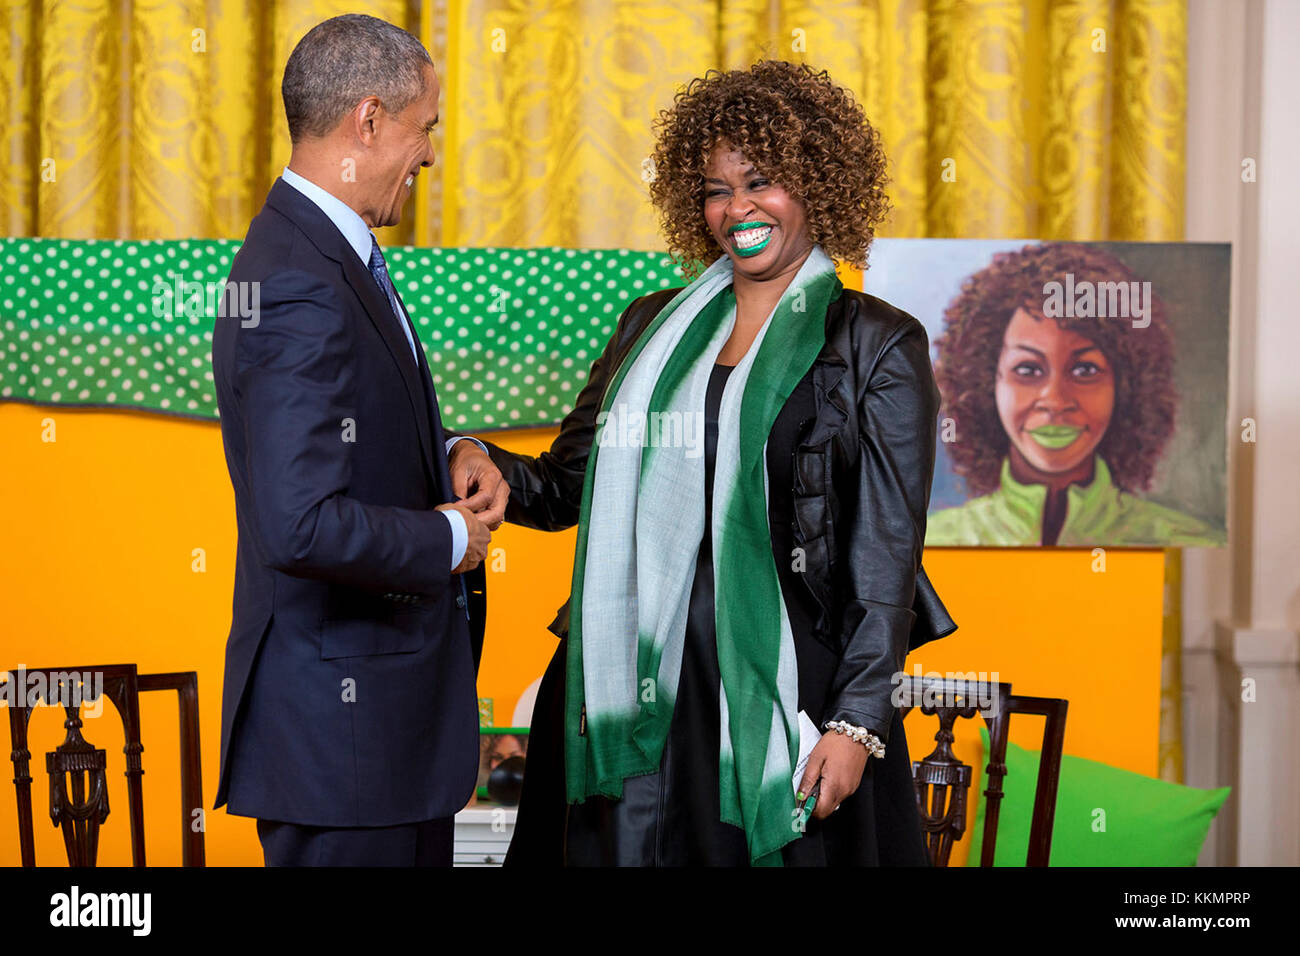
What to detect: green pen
<box><xmin>795</xmin><ymin>777</ymin><xmax>822</xmax><ymax>831</ymax></box>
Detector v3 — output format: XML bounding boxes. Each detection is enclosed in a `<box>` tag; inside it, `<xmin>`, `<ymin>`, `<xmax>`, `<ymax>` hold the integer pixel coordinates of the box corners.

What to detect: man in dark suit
<box><xmin>211</xmin><ymin>14</ymin><xmax>508</xmax><ymax>866</ymax></box>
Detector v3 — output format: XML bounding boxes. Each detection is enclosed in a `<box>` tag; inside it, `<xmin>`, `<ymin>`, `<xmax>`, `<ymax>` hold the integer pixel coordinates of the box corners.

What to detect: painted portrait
<box><xmin>863</xmin><ymin>240</ymin><xmax>1229</xmax><ymax>547</ymax></box>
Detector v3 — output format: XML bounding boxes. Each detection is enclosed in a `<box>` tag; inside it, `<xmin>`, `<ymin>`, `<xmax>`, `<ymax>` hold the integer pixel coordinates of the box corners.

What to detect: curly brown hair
<box><xmin>934</xmin><ymin>243</ymin><xmax>1178</xmax><ymax>496</ymax></box>
<box><xmin>647</xmin><ymin>60</ymin><xmax>891</xmax><ymax>276</ymax></box>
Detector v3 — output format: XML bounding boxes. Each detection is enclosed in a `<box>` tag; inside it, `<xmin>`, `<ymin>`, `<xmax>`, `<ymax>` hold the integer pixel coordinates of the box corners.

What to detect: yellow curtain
<box><xmin>1</xmin><ymin>0</ymin><xmax>1185</xmax><ymax>246</ymax></box>
<box><xmin>0</xmin><ymin>0</ymin><xmax>1187</xmax><ymax>777</ymax></box>
<box><xmin>445</xmin><ymin>0</ymin><xmax>1185</xmax><ymax>244</ymax></box>
<box><xmin>0</xmin><ymin>0</ymin><xmax>420</xmax><ymax>247</ymax></box>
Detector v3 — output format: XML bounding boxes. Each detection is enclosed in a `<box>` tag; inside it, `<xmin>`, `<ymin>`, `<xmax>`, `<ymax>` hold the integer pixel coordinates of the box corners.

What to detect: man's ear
<box><xmin>353</xmin><ymin>95</ymin><xmax>382</xmax><ymax>146</ymax></box>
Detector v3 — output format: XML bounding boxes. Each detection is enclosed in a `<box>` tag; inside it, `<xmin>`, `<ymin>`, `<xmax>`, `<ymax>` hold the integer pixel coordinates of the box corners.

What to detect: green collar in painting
<box><xmin>997</xmin><ymin>453</ymin><xmax>1117</xmax><ymax>541</ymax></box>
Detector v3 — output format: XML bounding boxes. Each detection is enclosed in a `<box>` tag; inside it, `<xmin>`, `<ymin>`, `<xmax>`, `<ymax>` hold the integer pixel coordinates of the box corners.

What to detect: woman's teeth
<box><xmin>729</xmin><ymin>224</ymin><xmax>774</xmax><ymax>258</ymax></box>
<box><xmin>405</xmin><ymin>175</ymin><xmax>414</xmax><ymax>188</ymax></box>
<box><xmin>732</xmin><ymin>225</ymin><xmax>772</xmax><ymax>249</ymax></box>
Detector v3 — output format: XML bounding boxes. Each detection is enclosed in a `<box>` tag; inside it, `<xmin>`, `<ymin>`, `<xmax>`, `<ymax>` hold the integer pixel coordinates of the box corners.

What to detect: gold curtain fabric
<box><xmin>0</xmin><ymin>0</ymin><xmax>422</xmax><ymax>248</ymax></box>
<box><xmin>447</xmin><ymin>0</ymin><xmax>1185</xmax><ymax>245</ymax></box>
<box><xmin>1</xmin><ymin>0</ymin><xmax>1185</xmax><ymax>246</ymax></box>
<box><xmin>0</xmin><ymin>0</ymin><xmax>1188</xmax><ymax>777</ymax></box>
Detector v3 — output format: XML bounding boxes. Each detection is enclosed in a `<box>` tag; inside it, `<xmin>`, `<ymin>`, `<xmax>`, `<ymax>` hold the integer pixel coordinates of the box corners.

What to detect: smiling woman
<box><xmin>648</xmin><ymin>60</ymin><xmax>891</xmax><ymax>278</ymax></box>
<box><xmin>480</xmin><ymin>59</ymin><xmax>958</xmax><ymax>868</ymax></box>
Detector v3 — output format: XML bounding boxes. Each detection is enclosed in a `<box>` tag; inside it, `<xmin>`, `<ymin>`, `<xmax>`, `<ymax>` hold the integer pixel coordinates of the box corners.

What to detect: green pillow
<box><xmin>966</xmin><ymin>725</ymin><xmax>1229</xmax><ymax>866</ymax></box>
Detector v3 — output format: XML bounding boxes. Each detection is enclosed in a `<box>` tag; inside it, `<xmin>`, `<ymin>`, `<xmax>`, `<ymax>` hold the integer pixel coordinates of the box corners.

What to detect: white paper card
<box><xmin>793</xmin><ymin>710</ymin><xmax>822</xmax><ymax>793</ymax></box>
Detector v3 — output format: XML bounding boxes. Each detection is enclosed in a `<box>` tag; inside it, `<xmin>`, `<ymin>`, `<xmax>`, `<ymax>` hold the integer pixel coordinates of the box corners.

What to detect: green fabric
<box><xmin>0</xmin><ymin>237</ymin><xmax>680</xmax><ymax>432</ymax></box>
<box><xmin>566</xmin><ymin>247</ymin><xmax>841</xmax><ymax>866</ymax></box>
<box><xmin>966</xmin><ymin>725</ymin><xmax>1229</xmax><ymax>866</ymax></box>
<box><xmin>925</xmin><ymin>454</ymin><xmax>1225</xmax><ymax>546</ymax></box>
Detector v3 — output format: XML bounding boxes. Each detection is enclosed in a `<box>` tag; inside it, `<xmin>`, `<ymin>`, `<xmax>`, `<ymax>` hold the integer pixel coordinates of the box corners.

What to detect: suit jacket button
<box><xmin>455</xmin><ymin>594</ymin><xmax>466</xmax><ymax>609</ymax></box>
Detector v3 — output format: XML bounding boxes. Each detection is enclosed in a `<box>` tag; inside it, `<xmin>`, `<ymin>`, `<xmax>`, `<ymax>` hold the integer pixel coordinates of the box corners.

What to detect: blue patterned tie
<box><xmin>367</xmin><ymin>235</ymin><xmax>418</xmax><ymax>365</ymax></box>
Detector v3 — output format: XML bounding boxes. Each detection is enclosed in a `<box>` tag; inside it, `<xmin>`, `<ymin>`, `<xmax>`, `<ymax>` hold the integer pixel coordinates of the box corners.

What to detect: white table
<box><xmin>453</xmin><ymin>805</ymin><xmax>517</xmax><ymax>866</ymax></box>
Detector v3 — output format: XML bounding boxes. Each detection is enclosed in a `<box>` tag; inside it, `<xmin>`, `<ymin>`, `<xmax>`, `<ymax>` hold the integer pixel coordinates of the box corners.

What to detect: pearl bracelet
<box><xmin>824</xmin><ymin>720</ymin><xmax>886</xmax><ymax>759</ymax></box>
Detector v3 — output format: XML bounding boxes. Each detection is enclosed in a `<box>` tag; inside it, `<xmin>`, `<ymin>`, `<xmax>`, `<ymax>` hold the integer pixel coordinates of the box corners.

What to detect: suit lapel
<box><xmin>337</xmin><ymin>252</ymin><xmax>442</xmax><ymax>495</ymax></box>
<box><xmin>265</xmin><ymin>179</ymin><xmax>440</xmax><ymax>494</ymax></box>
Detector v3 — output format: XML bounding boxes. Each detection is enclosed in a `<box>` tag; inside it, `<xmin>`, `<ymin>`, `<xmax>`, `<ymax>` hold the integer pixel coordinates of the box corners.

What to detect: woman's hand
<box><xmin>797</xmin><ymin>731</ymin><xmax>870</xmax><ymax>820</ymax></box>
<box><xmin>448</xmin><ymin>440</ymin><xmax>509</xmax><ymax>530</ymax></box>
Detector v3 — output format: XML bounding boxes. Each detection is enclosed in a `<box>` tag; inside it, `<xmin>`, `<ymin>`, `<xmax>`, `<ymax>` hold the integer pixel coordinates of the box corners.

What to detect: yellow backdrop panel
<box><xmin>0</xmin><ymin>404</ymin><xmax>1160</xmax><ymax>866</ymax></box>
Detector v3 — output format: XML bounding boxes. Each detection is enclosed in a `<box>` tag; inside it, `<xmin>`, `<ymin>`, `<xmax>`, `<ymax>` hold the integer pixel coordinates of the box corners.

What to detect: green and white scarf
<box><xmin>565</xmin><ymin>245</ymin><xmax>841</xmax><ymax>866</ymax></box>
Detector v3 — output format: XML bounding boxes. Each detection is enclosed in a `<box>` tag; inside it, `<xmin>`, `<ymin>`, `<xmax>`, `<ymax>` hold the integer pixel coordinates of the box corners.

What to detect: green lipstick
<box><xmin>1028</xmin><ymin>424</ymin><xmax>1084</xmax><ymax>449</ymax></box>
<box><xmin>727</xmin><ymin>221</ymin><xmax>774</xmax><ymax>257</ymax></box>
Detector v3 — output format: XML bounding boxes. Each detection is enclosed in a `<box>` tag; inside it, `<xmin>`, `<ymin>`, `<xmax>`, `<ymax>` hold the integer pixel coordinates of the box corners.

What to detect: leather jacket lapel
<box><xmin>796</xmin><ymin>292</ymin><xmax>957</xmax><ymax>651</ymax></box>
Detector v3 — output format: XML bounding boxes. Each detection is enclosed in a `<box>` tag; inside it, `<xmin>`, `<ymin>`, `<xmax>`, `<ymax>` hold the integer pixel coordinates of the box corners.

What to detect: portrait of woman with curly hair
<box><xmin>923</xmin><ymin>242</ymin><xmax>1224</xmax><ymax>547</ymax></box>
<box><xmin>476</xmin><ymin>59</ymin><xmax>958</xmax><ymax>866</ymax></box>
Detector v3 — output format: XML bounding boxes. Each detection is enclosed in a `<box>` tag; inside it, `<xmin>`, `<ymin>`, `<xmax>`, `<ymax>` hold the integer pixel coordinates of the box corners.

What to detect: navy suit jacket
<box><xmin>211</xmin><ymin>177</ymin><xmax>486</xmax><ymax>826</ymax></box>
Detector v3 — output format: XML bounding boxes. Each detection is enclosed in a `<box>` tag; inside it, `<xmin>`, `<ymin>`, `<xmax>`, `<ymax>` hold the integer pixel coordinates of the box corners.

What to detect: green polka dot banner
<box><xmin>0</xmin><ymin>238</ymin><xmax>683</xmax><ymax>431</ymax></box>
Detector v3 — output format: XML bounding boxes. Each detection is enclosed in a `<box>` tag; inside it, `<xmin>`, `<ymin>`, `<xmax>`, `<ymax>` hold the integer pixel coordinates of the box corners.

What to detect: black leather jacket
<box><xmin>480</xmin><ymin>282</ymin><xmax>957</xmax><ymax>742</ymax></box>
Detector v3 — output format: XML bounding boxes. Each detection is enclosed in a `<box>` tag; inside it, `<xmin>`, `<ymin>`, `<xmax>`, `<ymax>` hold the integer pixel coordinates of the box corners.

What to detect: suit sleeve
<box><xmin>234</xmin><ymin>268</ymin><xmax>454</xmax><ymax>595</ymax></box>
<box><xmin>823</xmin><ymin>318</ymin><xmax>941</xmax><ymax>744</ymax></box>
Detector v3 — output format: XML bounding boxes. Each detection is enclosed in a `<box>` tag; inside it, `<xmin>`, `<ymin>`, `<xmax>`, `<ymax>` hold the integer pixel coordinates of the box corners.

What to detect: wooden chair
<box><xmin>899</xmin><ymin>676</ymin><xmax>1068</xmax><ymax>866</ymax></box>
<box><xmin>3</xmin><ymin>663</ymin><xmax>205</xmax><ymax>866</ymax></box>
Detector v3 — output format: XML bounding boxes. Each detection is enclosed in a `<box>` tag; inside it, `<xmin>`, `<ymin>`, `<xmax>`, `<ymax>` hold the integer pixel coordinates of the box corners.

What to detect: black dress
<box><xmin>506</xmin><ymin>363</ymin><xmax>931</xmax><ymax>867</ymax></box>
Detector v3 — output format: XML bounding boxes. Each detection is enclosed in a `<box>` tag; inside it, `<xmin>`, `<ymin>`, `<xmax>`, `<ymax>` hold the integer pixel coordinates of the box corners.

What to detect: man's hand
<box><xmin>796</xmin><ymin>731</ymin><xmax>870</xmax><ymax>820</ymax></box>
<box><xmin>436</xmin><ymin>502</ymin><xmax>490</xmax><ymax>573</ymax></box>
<box><xmin>448</xmin><ymin>441</ymin><xmax>509</xmax><ymax>530</ymax></box>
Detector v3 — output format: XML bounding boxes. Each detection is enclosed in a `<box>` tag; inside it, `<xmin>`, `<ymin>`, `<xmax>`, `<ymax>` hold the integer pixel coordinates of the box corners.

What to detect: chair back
<box><xmin>899</xmin><ymin>676</ymin><xmax>1068</xmax><ymax>866</ymax></box>
<box><xmin>3</xmin><ymin>663</ymin><xmax>205</xmax><ymax>866</ymax></box>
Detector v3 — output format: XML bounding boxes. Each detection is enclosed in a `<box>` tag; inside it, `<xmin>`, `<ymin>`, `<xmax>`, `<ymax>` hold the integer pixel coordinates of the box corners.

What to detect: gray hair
<box><xmin>282</xmin><ymin>14</ymin><xmax>433</xmax><ymax>143</ymax></box>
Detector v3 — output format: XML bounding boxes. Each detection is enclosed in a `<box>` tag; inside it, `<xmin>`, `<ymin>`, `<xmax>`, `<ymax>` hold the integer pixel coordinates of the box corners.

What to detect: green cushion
<box><xmin>966</xmin><ymin>725</ymin><xmax>1229</xmax><ymax>866</ymax></box>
